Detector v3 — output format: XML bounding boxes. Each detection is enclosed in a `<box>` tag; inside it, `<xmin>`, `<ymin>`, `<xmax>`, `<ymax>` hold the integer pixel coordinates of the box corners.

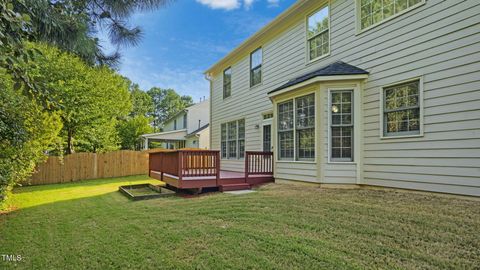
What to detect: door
<box><xmin>263</xmin><ymin>124</ymin><xmax>272</xmax><ymax>152</ymax></box>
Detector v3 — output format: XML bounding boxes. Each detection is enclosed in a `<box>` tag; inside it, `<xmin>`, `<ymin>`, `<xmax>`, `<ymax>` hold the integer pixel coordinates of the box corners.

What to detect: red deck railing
<box><xmin>149</xmin><ymin>149</ymin><xmax>220</xmax><ymax>184</ymax></box>
<box><xmin>245</xmin><ymin>151</ymin><xmax>274</xmax><ymax>180</ymax></box>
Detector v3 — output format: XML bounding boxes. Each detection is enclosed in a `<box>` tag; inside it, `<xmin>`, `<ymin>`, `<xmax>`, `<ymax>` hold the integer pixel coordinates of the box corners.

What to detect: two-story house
<box><xmin>142</xmin><ymin>99</ymin><xmax>210</xmax><ymax>149</ymax></box>
<box><xmin>205</xmin><ymin>0</ymin><xmax>480</xmax><ymax>196</ymax></box>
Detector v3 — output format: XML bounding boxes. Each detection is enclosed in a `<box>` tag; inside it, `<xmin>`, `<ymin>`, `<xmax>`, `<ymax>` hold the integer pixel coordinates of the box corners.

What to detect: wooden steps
<box><xmin>219</xmin><ymin>183</ymin><xmax>251</xmax><ymax>192</ymax></box>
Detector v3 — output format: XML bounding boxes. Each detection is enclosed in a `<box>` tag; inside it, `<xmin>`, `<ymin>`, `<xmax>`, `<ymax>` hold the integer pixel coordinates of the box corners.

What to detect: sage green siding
<box><xmin>209</xmin><ymin>0</ymin><xmax>480</xmax><ymax>195</ymax></box>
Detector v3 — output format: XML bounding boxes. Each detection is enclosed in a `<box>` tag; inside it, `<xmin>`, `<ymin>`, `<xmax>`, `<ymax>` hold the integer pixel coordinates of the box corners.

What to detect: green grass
<box><xmin>1</xmin><ymin>175</ymin><xmax>479</xmax><ymax>269</ymax></box>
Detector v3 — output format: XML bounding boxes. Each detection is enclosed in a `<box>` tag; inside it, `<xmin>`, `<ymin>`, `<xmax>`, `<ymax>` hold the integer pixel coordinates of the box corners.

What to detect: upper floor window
<box><xmin>307</xmin><ymin>5</ymin><xmax>329</xmax><ymax>61</ymax></box>
<box><xmin>359</xmin><ymin>0</ymin><xmax>424</xmax><ymax>30</ymax></box>
<box><xmin>250</xmin><ymin>48</ymin><xmax>262</xmax><ymax>87</ymax></box>
<box><xmin>174</xmin><ymin>119</ymin><xmax>177</xmax><ymax>130</ymax></box>
<box><xmin>383</xmin><ymin>79</ymin><xmax>421</xmax><ymax>136</ymax></box>
<box><xmin>223</xmin><ymin>67</ymin><xmax>231</xmax><ymax>99</ymax></box>
<box><xmin>183</xmin><ymin>114</ymin><xmax>187</xmax><ymax>129</ymax></box>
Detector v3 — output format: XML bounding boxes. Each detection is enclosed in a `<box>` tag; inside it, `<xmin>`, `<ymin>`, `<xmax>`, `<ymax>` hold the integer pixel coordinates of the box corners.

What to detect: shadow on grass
<box><xmin>6</xmin><ymin>175</ymin><xmax>165</xmax><ymax>210</ymax></box>
<box><xmin>14</xmin><ymin>175</ymin><xmax>160</xmax><ymax>193</ymax></box>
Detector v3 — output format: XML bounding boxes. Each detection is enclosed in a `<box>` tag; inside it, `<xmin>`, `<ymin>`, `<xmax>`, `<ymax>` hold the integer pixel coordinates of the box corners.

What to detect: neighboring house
<box><xmin>141</xmin><ymin>99</ymin><xmax>210</xmax><ymax>149</ymax></box>
<box><xmin>204</xmin><ymin>0</ymin><xmax>480</xmax><ymax>196</ymax></box>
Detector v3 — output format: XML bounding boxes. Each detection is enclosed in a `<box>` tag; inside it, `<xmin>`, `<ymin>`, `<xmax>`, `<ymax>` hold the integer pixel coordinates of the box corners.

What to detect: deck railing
<box><xmin>149</xmin><ymin>149</ymin><xmax>220</xmax><ymax>184</ymax></box>
<box><xmin>245</xmin><ymin>151</ymin><xmax>274</xmax><ymax>180</ymax></box>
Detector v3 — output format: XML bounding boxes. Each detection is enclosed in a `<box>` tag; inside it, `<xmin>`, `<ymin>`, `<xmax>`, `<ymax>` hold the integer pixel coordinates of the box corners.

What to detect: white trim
<box><xmin>141</xmin><ymin>129</ymin><xmax>187</xmax><ymax>138</ymax></box>
<box><xmin>379</xmin><ymin>76</ymin><xmax>425</xmax><ymax>139</ymax></box>
<box><xmin>305</xmin><ymin>1</ymin><xmax>331</xmax><ymax>65</ymax></box>
<box><xmin>355</xmin><ymin>0</ymin><xmax>426</xmax><ymax>35</ymax></box>
<box><xmin>268</xmin><ymin>74</ymin><xmax>368</xmax><ymax>98</ymax></box>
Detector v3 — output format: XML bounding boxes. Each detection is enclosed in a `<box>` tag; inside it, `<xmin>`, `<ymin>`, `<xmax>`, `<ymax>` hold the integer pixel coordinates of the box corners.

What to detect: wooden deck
<box><xmin>148</xmin><ymin>150</ymin><xmax>274</xmax><ymax>191</ymax></box>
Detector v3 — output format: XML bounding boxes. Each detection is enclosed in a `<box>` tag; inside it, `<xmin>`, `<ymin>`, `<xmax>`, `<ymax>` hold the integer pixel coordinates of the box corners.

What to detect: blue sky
<box><xmin>99</xmin><ymin>0</ymin><xmax>295</xmax><ymax>102</ymax></box>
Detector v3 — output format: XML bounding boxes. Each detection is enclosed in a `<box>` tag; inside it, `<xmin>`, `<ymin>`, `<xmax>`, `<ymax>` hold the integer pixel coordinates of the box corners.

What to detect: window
<box><xmin>183</xmin><ymin>114</ymin><xmax>187</xmax><ymax>129</ymax></box>
<box><xmin>221</xmin><ymin>124</ymin><xmax>227</xmax><ymax>159</ymax></box>
<box><xmin>263</xmin><ymin>113</ymin><xmax>273</xmax><ymax>120</ymax></box>
<box><xmin>238</xmin><ymin>119</ymin><xmax>245</xmax><ymax>158</ymax></box>
<box><xmin>263</xmin><ymin>125</ymin><xmax>271</xmax><ymax>152</ymax></box>
<box><xmin>330</xmin><ymin>90</ymin><xmax>353</xmax><ymax>162</ymax></box>
<box><xmin>359</xmin><ymin>0</ymin><xmax>424</xmax><ymax>30</ymax></box>
<box><xmin>174</xmin><ymin>119</ymin><xmax>177</xmax><ymax>130</ymax></box>
<box><xmin>296</xmin><ymin>94</ymin><xmax>315</xmax><ymax>160</ymax></box>
<box><xmin>307</xmin><ymin>5</ymin><xmax>329</xmax><ymax>61</ymax></box>
<box><xmin>383</xmin><ymin>80</ymin><xmax>420</xmax><ymax>136</ymax></box>
<box><xmin>277</xmin><ymin>93</ymin><xmax>315</xmax><ymax>161</ymax></box>
<box><xmin>223</xmin><ymin>67</ymin><xmax>231</xmax><ymax>99</ymax></box>
<box><xmin>250</xmin><ymin>48</ymin><xmax>262</xmax><ymax>87</ymax></box>
<box><xmin>221</xmin><ymin>119</ymin><xmax>245</xmax><ymax>159</ymax></box>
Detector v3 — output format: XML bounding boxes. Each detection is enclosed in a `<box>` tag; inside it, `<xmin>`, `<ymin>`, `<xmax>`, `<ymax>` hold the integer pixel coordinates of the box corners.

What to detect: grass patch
<box><xmin>1</xmin><ymin>175</ymin><xmax>479</xmax><ymax>269</ymax></box>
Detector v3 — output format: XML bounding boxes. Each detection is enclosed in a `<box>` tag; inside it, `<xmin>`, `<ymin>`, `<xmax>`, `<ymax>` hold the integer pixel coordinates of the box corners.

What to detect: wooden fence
<box><xmin>26</xmin><ymin>150</ymin><xmax>149</xmax><ymax>185</ymax></box>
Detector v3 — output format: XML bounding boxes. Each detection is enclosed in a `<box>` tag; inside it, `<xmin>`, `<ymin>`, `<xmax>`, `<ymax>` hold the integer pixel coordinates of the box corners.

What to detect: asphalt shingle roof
<box><xmin>268</xmin><ymin>61</ymin><xmax>369</xmax><ymax>94</ymax></box>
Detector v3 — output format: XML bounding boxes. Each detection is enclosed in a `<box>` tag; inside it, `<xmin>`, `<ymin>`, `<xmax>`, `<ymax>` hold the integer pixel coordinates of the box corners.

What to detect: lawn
<box><xmin>1</xmin><ymin>175</ymin><xmax>479</xmax><ymax>269</ymax></box>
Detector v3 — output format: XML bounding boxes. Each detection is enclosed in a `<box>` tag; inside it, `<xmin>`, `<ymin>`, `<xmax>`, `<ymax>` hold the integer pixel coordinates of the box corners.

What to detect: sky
<box><xmin>99</xmin><ymin>0</ymin><xmax>296</xmax><ymax>102</ymax></box>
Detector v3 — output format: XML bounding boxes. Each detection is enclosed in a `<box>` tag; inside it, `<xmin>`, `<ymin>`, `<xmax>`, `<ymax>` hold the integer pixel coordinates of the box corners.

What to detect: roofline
<box><xmin>163</xmin><ymin>109</ymin><xmax>187</xmax><ymax>125</ymax></box>
<box><xmin>268</xmin><ymin>74</ymin><xmax>369</xmax><ymax>98</ymax></box>
<box><xmin>141</xmin><ymin>129</ymin><xmax>187</xmax><ymax>138</ymax></box>
<box><xmin>203</xmin><ymin>0</ymin><xmax>310</xmax><ymax>75</ymax></box>
<box><xmin>186</xmin><ymin>123</ymin><xmax>210</xmax><ymax>137</ymax></box>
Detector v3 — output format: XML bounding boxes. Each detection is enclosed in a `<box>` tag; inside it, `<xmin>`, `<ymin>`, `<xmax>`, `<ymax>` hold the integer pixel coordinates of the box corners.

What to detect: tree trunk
<box><xmin>66</xmin><ymin>129</ymin><xmax>74</xmax><ymax>154</ymax></box>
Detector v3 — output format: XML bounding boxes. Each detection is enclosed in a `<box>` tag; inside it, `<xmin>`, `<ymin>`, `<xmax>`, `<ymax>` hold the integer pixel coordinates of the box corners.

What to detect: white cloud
<box><xmin>196</xmin><ymin>0</ymin><xmax>240</xmax><ymax>10</ymax></box>
<box><xmin>267</xmin><ymin>0</ymin><xmax>279</xmax><ymax>7</ymax></box>
<box><xmin>243</xmin><ymin>0</ymin><xmax>255</xmax><ymax>9</ymax></box>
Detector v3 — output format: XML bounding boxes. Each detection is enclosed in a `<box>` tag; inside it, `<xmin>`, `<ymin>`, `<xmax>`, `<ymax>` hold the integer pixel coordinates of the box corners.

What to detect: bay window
<box><xmin>330</xmin><ymin>90</ymin><xmax>353</xmax><ymax>162</ymax></box>
<box><xmin>278</xmin><ymin>93</ymin><xmax>315</xmax><ymax>161</ymax></box>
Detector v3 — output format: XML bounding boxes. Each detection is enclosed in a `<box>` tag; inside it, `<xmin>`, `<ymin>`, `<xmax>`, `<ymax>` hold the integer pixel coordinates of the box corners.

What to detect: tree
<box><xmin>117</xmin><ymin>116</ymin><xmax>153</xmax><ymax>150</ymax></box>
<box><xmin>130</xmin><ymin>83</ymin><xmax>154</xmax><ymax>117</ymax></box>
<box><xmin>0</xmin><ymin>0</ymin><xmax>54</xmax><ymax>109</ymax></box>
<box><xmin>29</xmin><ymin>43</ymin><xmax>131</xmax><ymax>154</ymax></box>
<box><xmin>14</xmin><ymin>0</ymin><xmax>173</xmax><ymax>66</ymax></box>
<box><xmin>117</xmin><ymin>82</ymin><xmax>154</xmax><ymax>150</ymax></box>
<box><xmin>0</xmin><ymin>71</ymin><xmax>62</xmax><ymax>206</ymax></box>
<box><xmin>147</xmin><ymin>88</ymin><xmax>194</xmax><ymax>131</ymax></box>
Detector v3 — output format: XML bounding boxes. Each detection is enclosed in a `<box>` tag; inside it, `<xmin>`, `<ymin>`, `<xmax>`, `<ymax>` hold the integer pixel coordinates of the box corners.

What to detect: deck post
<box><xmin>215</xmin><ymin>151</ymin><xmax>220</xmax><ymax>187</ymax></box>
<box><xmin>244</xmin><ymin>152</ymin><xmax>249</xmax><ymax>183</ymax></box>
<box><xmin>178</xmin><ymin>151</ymin><xmax>183</xmax><ymax>188</ymax></box>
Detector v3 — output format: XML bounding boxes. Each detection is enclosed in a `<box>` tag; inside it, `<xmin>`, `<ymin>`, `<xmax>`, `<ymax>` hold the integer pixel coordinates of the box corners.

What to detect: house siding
<box><xmin>209</xmin><ymin>0</ymin><xmax>480</xmax><ymax>195</ymax></box>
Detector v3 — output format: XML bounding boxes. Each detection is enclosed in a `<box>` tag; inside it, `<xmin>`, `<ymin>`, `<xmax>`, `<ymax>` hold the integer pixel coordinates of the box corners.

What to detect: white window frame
<box><xmin>305</xmin><ymin>2</ymin><xmax>331</xmax><ymax>64</ymax></box>
<box><xmin>355</xmin><ymin>0</ymin><xmax>426</xmax><ymax>34</ymax></box>
<box><xmin>223</xmin><ymin>67</ymin><xmax>232</xmax><ymax>99</ymax></box>
<box><xmin>250</xmin><ymin>47</ymin><xmax>263</xmax><ymax>88</ymax></box>
<box><xmin>277</xmin><ymin>92</ymin><xmax>316</xmax><ymax>162</ymax></box>
<box><xmin>379</xmin><ymin>76</ymin><xmax>424</xmax><ymax>140</ymax></box>
<box><xmin>221</xmin><ymin>119</ymin><xmax>245</xmax><ymax>160</ymax></box>
<box><xmin>328</xmin><ymin>89</ymin><xmax>354</xmax><ymax>163</ymax></box>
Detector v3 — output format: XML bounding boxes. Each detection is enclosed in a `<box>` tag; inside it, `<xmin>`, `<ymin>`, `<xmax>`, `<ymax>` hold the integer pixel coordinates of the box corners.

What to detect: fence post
<box><xmin>93</xmin><ymin>153</ymin><xmax>98</xmax><ymax>179</ymax></box>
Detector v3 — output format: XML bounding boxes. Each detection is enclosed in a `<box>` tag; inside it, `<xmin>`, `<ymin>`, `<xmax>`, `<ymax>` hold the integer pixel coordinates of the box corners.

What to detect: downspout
<box><xmin>204</xmin><ymin>73</ymin><xmax>213</xmax><ymax>151</ymax></box>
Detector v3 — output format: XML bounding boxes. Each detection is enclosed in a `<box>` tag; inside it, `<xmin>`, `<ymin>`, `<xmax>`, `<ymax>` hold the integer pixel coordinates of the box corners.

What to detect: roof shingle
<box><xmin>268</xmin><ymin>61</ymin><xmax>369</xmax><ymax>94</ymax></box>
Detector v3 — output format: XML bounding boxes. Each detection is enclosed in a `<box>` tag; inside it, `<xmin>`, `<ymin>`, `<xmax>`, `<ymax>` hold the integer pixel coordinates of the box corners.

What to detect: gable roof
<box><xmin>186</xmin><ymin>124</ymin><xmax>209</xmax><ymax>137</ymax></box>
<box><xmin>268</xmin><ymin>61</ymin><xmax>369</xmax><ymax>95</ymax></box>
<box><xmin>204</xmin><ymin>0</ymin><xmax>323</xmax><ymax>76</ymax></box>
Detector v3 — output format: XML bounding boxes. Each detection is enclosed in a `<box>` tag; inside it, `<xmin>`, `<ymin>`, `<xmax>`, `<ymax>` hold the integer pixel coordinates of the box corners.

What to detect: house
<box><xmin>142</xmin><ymin>99</ymin><xmax>210</xmax><ymax>149</ymax></box>
<box><xmin>203</xmin><ymin>0</ymin><xmax>480</xmax><ymax>196</ymax></box>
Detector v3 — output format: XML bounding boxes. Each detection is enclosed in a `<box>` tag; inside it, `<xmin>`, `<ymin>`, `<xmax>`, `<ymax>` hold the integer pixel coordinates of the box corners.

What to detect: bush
<box><xmin>0</xmin><ymin>71</ymin><xmax>62</xmax><ymax>207</ymax></box>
